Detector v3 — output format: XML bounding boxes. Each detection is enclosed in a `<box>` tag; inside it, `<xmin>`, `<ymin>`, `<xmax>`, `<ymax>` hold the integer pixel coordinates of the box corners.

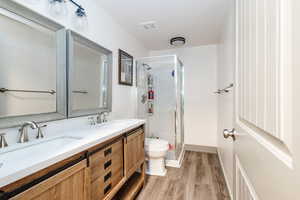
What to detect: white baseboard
<box><xmin>184</xmin><ymin>144</ymin><xmax>217</xmax><ymax>154</ymax></box>
<box><xmin>166</xmin><ymin>146</ymin><xmax>185</xmax><ymax>168</ymax></box>
<box><xmin>217</xmin><ymin>149</ymin><xmax>233</xmax><ymax>200</ymax></box>
<box><xmin>146</xmin><ymin>169</ymin><xmax>167</xmax><ymax>176</ymax></box>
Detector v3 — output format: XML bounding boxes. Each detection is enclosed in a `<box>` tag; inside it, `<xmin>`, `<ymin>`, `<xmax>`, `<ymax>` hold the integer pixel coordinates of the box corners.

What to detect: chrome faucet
<box><xmin>97</xmin><ymin>112</ymin><xmax>108</xmax><ymax>124</ymax></box>
<box><xmin>18</xmin><ymin>121</ymin><xmax>38</xmax><ymax>143</ymax></box>
<box><xmin>103</xmin><ymin>112</ymin><xmax>108</xmax><ymax>123</ymax></box>
<box><xmin>0</xmin><ymin>133</ymin><xmax>8</xmax><ymax>148</ymax></box>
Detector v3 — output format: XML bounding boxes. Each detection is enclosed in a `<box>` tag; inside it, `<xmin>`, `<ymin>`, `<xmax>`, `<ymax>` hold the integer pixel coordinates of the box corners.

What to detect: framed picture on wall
<box><xmin>118</xmin><ymin>49</ymin><xmax>133</xmax><ymax>86</ymax></box>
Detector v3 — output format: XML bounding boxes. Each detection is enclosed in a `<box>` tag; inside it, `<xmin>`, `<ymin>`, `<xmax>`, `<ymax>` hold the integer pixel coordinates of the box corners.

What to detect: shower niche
<box><xmin>136</xmin><ymin>55</ymin><xmax>185</xmax><ymax>162</ymax></box>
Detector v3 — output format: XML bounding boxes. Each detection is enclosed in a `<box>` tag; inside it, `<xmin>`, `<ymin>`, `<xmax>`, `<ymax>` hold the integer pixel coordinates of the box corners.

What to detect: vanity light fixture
<box><xmin>48</xmin><ymin>0</ymin><xmax>88</xmax><ymax>29</ymax></box>
<box><xmin>69</xmin><ymin>0</ymin><xmax>88</xmax><ymax>29</ymax></box>
<box><xmin>74</xmin><ymin>9</ymin><xmax>88</xmax><ymax>29</ymax></box>
<box><xmin>48</xmin><ymin>0</ymin><xmax>68</xmax><ymax>18</ymax></box>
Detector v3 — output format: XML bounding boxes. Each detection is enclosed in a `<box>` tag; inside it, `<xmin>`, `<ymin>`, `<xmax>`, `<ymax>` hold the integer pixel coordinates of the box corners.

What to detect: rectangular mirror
<box><xmin>67</xmin><ymin>31</ymin><xmax>112</xmax><ymax>117</ymax></box>
<box><xmin>0</xmin><ymin>1</ymin><xmax>67</xmax><ymax>128</ymax></box>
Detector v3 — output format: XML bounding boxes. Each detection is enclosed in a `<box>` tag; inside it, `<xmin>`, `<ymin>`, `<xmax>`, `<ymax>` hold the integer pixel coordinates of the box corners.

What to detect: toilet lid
<box><xmin>145</xmin><ymin>138</ymin><xmax>169</xmax><ymax>151</ymax></box>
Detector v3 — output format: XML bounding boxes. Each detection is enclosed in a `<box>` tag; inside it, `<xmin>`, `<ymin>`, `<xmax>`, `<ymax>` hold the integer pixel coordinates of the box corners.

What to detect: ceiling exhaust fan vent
<box><xmin>140</xmin><ymin>21</ymin><xmax>157</xmax><ymax>30</ymax></box>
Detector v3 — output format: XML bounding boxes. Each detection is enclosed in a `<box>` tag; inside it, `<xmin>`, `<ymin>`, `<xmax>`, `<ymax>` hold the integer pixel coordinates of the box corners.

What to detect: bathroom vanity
<box><xmin>0</xmin><ymin>2</ymin><xmax>145</xmax><ymax>199</ymax></box>
<box><xmin>0</xmin><ymin>120</ymin><xmax>145</xmax><ymax>200</ymax></box>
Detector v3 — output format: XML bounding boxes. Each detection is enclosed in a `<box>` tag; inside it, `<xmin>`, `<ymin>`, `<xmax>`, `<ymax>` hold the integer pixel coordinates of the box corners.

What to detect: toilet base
<box><xmin>145</xmin><ymin>158</ymin><xmax>167</xmax><ymax>176</ymax></box>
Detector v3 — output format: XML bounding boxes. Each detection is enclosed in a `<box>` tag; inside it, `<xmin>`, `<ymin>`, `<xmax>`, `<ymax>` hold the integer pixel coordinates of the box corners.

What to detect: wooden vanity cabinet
<box><xmin>10</xmin><ymin>160</ymin><xmax>89</xmax><ymax>200</ymax></box>
<box><xmin>124</xmin><ymin>128</ymin><xmax>145</xmax><ymax>179</ymax></box>
<box><xmin>0</xmin><ymin>126</ymin><xmax>145</xmax><ymax>200</ymax></box>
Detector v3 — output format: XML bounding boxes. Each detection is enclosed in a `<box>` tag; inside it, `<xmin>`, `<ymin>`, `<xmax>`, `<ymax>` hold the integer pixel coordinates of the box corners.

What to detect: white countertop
<box><xmin>0</xmin><ymin>119</ymin><xmax>145</xmax><ymax>188</ymax></box>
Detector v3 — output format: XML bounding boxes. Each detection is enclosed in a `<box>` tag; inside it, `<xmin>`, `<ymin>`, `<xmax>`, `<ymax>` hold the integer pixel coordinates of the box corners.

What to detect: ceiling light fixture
<box><xmin>170</xmin><ymin>37</ymin><xmax>186</xmax><ymax>47</ymax></box>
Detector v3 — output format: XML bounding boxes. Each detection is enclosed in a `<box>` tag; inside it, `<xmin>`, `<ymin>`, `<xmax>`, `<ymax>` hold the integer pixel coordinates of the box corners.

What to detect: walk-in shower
<box><xmin>136</xmin><ymin>55</ymin><xmax>184</xmax><ymax>164</ymax></box>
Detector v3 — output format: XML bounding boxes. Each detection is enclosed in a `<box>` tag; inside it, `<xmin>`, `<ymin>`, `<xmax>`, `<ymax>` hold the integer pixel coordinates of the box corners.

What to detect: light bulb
<box><xmin>72</xmin><ymin>8</ymin><xmax>88</xmax><ymax>30</ymax></box>
<box><xmin>74</xmin><ymin>16</ymin><xmax>88</xmax><ymax>29</ymax></box>
<box><xmin>49</xmin><ymin>0</ymin><xmax>68</xmax><ymax>18</ymax></box>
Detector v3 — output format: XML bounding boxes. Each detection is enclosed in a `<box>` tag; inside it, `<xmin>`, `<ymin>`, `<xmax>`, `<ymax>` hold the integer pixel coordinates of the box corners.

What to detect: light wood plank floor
<box><xmin>136</xmin><ymin>151</ymin><xmax>230</xmax><ymax>200</ymax></box>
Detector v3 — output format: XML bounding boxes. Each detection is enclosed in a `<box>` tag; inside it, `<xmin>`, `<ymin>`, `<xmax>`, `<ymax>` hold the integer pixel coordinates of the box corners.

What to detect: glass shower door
<box><xmin>149</xmin><ymin>62</ymin><xmax>176</xmax><ymax>159</ymax></box>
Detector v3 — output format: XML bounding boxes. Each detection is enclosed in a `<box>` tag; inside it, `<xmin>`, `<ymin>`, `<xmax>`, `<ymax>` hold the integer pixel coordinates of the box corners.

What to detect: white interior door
<box><xmin>232</xmin><ymin>0</ymin><xmax>300</xmax><ymax>199</ymax></box>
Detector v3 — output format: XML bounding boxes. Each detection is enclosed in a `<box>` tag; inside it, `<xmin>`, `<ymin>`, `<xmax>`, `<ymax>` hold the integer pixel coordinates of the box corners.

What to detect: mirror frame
<box><xmin>0</xmin><ymin>1</ymin><xmax>67</xmax><ymax>129</ymax></box>
<box><xmin>67</xmin><ymin>30</ymin><xmax>113</xmax><ymax>118</ymax></box>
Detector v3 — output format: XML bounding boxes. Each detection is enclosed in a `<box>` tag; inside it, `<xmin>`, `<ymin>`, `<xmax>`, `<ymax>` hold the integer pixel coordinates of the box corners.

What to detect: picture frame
<box><xmin>118</xmin><ymin>49</ymin><xmax>133</xmax><ymax>86</ymax></box>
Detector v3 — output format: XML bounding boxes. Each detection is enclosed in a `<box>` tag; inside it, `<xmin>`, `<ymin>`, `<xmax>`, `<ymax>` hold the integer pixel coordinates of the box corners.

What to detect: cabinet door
<box><xmin>11</xmin><ymin>160</ymin><xmax>89</xmax><ymax>200</ymax></box>
<box><xmin>137</xmin><ymin>130</ymin><xmax>145</xmax><ymax>165</ymax></box>
<box><xmin>124</xmin><ymin>128</ymin><xmax>144</xmax><ymax>178</ymax></box>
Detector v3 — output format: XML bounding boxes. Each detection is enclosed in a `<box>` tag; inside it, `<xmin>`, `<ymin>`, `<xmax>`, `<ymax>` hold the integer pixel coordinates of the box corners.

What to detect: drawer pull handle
<box><xmin>104</xmin><ymin>183</ymin><xmax>112</xmax><ymax>194</ymax></box>
<box><xmin>104</xmin><ymin>171</ymin><xmax>112</xmax><ymax>182</ymax></box>
<box><xmin>104</xmin><ymin>160</ymin><xmax>112</xmax><ymax>169</ymax></box>
<box><xmin>104</xmin><ymin>148</ymin><xmax>112</xmax><ymax>156</ymax></box>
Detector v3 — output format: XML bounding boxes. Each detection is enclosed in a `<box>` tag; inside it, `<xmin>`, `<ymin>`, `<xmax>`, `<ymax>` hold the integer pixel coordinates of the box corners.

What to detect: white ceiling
<box><xmin>98</xmin><ymin>0</ymin><xmax>230</xmax><ymax>50</ymax></box>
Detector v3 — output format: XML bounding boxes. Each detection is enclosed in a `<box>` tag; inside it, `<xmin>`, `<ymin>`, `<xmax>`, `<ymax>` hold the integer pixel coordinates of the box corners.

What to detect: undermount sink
<box><xmin>0</xmin><ymin>136</ymin><xmax>82</xmax><ymax>169</ymax></box>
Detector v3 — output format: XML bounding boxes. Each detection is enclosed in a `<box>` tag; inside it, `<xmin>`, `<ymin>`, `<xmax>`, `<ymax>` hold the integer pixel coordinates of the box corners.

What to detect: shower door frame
<box><xmin>174</xmin><ymin>56</ymin><xmax>185</xmax><ymax>159</ymax></box>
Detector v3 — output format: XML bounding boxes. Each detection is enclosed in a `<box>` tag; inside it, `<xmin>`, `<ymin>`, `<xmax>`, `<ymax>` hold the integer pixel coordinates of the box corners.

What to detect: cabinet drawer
<box><xmin>91</xmin><ymin>139</ymin><xmax>123</xmax><ymax>162</ymax></box>
<box><xmin>90</xmin><ymin>140</ymin><xmax>123</xmax><ymax>181</ymax></box>
<box><xmin>91</xmin><ymin>167</ymin><xmax>123</xmax><ymax>200</ymax></box>
<box><xmin>91</xmin><ymin>152</ymin><xmax>124</xmax><ymax>182</ymax></box>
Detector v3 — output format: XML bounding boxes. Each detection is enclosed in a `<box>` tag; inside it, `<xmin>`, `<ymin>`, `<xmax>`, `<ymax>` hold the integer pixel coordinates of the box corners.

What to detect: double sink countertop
<box><xmin>0</xmin><ymin>119</ymin><xmax>145</xmax><ymax>188</ymax></box>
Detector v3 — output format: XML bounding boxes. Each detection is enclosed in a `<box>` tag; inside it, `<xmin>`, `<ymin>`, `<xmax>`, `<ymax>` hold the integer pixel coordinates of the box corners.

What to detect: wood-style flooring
<box><xmin>136</xmin><ymin>151</ymin><xmax>230</xmax><ymax>200</ymax></box>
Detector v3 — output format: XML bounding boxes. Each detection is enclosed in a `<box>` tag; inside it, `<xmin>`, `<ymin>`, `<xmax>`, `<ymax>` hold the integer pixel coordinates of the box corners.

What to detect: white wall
<box><xmin>2</xmin><ymin>0</ymin><xmax>148</xmax><ymax>145</ymax></box>
<box><xmin>150</xmin><ymin>45</ymin><xmax>218</xmax><ymax>147</ymax></box>
<box><xmin>216</xmin><ymin>0</ymin><xmax>235</xmax><ymax>196</ymax></box>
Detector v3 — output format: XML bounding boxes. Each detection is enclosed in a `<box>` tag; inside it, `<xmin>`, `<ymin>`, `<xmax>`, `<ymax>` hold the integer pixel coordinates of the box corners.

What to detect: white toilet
<box><xmin>144</xmin><ymin>138</ymin><xmax>169</xmax><ymax>176</ymax></box>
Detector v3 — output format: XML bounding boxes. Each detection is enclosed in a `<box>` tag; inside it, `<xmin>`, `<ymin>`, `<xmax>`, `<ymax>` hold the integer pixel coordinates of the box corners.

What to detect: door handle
<box><xmin>223</xmin><ymin>128</ymin><xmax>236</xmax><ymax>141</ymax></box>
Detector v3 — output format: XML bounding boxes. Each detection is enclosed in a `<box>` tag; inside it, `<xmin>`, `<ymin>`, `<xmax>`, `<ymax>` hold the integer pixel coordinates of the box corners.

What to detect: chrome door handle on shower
<box><xmin>174</xmin><ymin>110</ymin><xmax>177</xmax><ymax>135</ymax></box>
<box><xmin>223</xmin><ymin>128</ymin><xmax>236</xmax><ymax>141</ymax></box>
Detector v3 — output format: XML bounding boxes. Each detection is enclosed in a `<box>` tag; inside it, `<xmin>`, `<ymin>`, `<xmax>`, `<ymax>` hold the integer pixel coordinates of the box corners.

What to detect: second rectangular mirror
<box><xmin>67</xmin><ymin>31</ymin><xmax>112</xmax><ymax>117</ymax></box>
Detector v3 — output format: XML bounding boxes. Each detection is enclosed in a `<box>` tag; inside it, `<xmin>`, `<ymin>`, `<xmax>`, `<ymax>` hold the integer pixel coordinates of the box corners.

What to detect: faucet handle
<box><xmin>88</xmin><ymin>116</ymin><xmax>96</xmax><ymax>126</ymax></box>
<box><xmin>0</xmin><ymin>133</ymin><xmax>8</xmax><ymax>148</ymax></box>
<box><xmin>36</xmin><ymin>124</ymin><xmax>47</xmax><ymax>139</ymax></box>
<box><xmin>103</xmin><ymin>112</ymin><xmax>109</xmax><ymax>122</ymax></box>
<box><xmin>97</xmin><ymin>113</ymin><xmax>103</xmax><ymax>124</ymax></box>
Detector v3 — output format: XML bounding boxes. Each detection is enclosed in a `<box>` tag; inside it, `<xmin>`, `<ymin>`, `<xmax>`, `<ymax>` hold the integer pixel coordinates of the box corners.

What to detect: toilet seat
<box><xmin>145</xmin><ymin>138</ymin><xmax>169</xmax><ymax>151</ymax></box>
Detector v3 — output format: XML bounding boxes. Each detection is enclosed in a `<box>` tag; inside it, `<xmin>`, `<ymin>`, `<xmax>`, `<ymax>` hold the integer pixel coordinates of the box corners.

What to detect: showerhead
<box><xmin>142</xmin><ymin>63</ymin><xmax>151</xmax><ymax>70</ymax></box>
